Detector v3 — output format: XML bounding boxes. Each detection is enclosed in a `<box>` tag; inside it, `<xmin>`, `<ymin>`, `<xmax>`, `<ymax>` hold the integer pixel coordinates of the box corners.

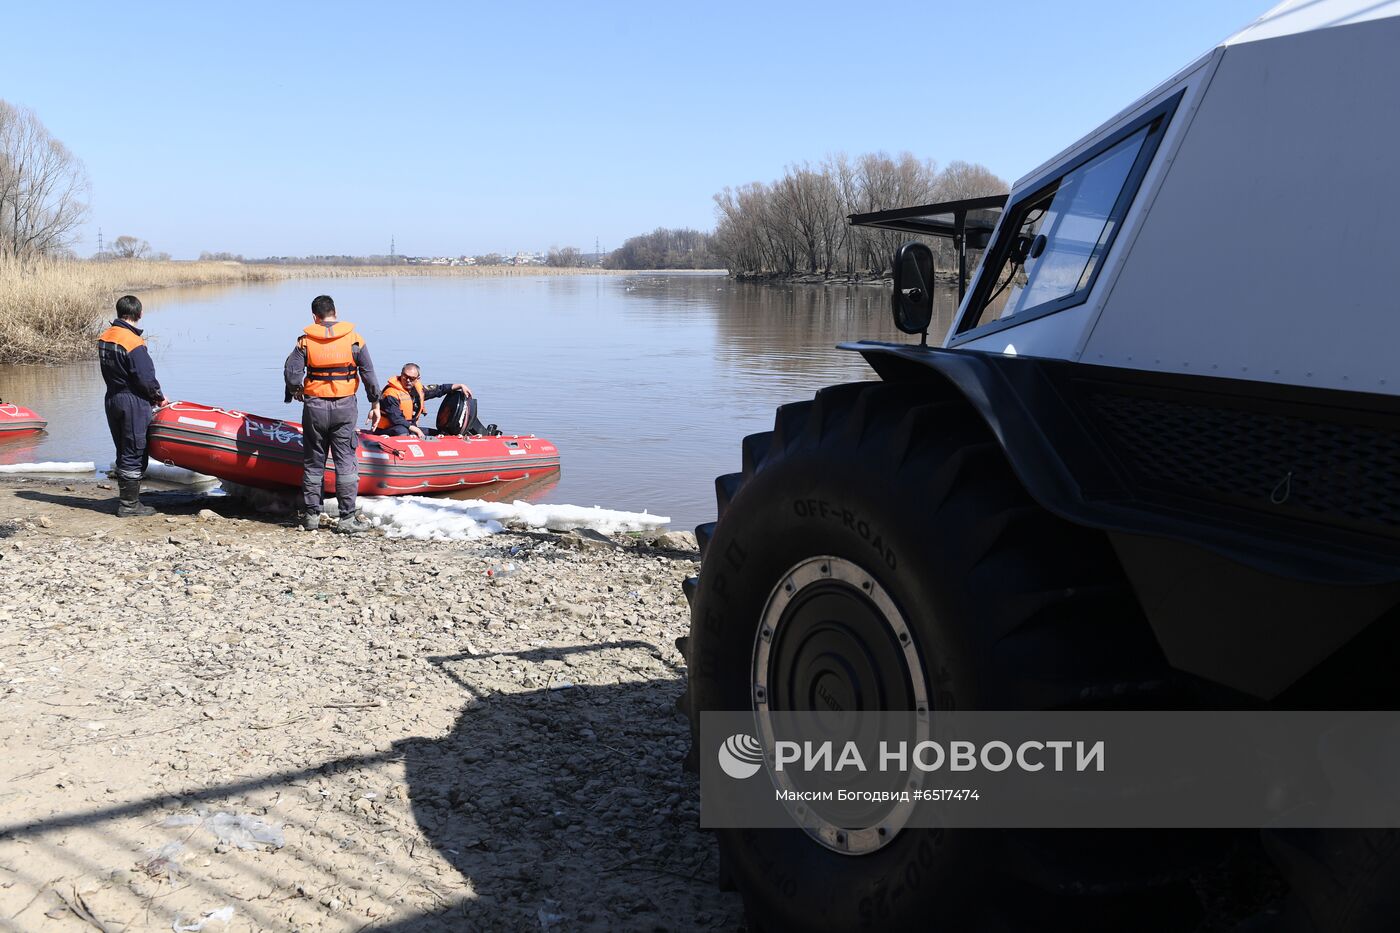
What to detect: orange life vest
<box><xmin>299</xmin><ymin>321</ymin><xmax>362</xmax><ymax>399</ymax></box>
<box><xmin>376</xmin><ymin>374</ymin><xmax>425</xmax><ymax>430</ymax></box>
<box><xmin>98</xmin><ymin>323</ymin><xmax>145</xmax><ymax>353</ymax></box>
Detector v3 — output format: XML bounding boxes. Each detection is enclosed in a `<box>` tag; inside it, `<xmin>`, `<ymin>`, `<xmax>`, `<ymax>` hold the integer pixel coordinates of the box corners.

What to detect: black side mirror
<box><xmin>1009</xmin><ymin>235</ymin><xmax>1032</xmax><ymax>265</ymax></box>
<box><xmin>891</xmin><ymin>242</ymin><xmax>935</xmax><ymax>338</ymax></box>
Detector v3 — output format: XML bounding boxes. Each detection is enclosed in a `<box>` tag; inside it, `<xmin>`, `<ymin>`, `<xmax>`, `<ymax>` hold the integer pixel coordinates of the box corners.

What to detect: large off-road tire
<box><xmin>682</xmin><ymin>381</ymin><xmax>1198</xmax><ymax>931</ymax></box>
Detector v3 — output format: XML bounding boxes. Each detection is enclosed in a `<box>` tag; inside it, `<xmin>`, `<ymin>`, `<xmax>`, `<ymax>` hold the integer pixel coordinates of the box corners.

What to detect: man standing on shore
<box><xmin>283</xmin><ymin>295</ymin><xmax>379</xmax><ymax>534</ymax></box>
<box><xmin>97</xmin><ymin>295</ymin><xmax>166</xmax><ymax>517</ymax></box>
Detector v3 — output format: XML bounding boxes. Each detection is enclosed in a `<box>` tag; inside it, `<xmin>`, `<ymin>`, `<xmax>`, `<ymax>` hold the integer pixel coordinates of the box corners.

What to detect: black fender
<box><xmin>845</xmin><ymin>341</ymin><xmax>1400</xmax><ymax>698</ymax></box>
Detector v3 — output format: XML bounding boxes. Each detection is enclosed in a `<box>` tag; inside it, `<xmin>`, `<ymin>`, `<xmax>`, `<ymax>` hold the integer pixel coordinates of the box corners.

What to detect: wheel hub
<box><xmin>753</xmin><ymin>556</ymin><xmax>927</xmax><ymax>855</ymax></box>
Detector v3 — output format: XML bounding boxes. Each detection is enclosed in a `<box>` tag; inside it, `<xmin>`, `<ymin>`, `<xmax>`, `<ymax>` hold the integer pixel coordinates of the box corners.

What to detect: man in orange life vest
<box><xmin>97</xmin><ymin>295</ymin><xmax>167</xmax><ymax>517</ymax></box>
<box><xmin>283</xmin><ymin>295</ymin><xmax>380</xmax><ymax>533</ymax></box>
<box><xmin>372</xmin><ymin>363</ymin><xmax>469</xmax><ymax>438</ymax></box>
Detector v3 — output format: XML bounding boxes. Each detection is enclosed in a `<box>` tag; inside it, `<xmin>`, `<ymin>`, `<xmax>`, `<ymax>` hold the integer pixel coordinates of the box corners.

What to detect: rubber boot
<box><xmin>116</xmin><ymin>478</ymin><xmax>155</xmax><ymax>518</ymax></box>
<box><xmin>336</xmin><ymin>511</ymin><xmax>371</xmax><ymax>535</ymax></box>
<box><xmin>300</xmin><ymin>511</ymin><xmax>321</xmax><ymax>531</ymax></box>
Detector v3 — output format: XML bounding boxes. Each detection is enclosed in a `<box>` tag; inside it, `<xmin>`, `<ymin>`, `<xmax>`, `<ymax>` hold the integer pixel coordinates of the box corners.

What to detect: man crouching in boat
<box><xmin>97</xmin><ymin>295</ymin><xmax>167</xmax><ymax>517</ymax></box>
<box><xmin>283</xmin><ymin>295</ymin><xmax>380</xmax><ymax>534</ymax></box>
<box><xmin>372</xmin><ymin>363</ymin><xmax>469</xmax><ymax>439</ymax></box>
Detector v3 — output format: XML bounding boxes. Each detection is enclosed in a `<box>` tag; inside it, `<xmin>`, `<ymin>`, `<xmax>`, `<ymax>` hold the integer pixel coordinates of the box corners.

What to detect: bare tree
<box><xmin>713</xmin><ymin>184</ymin><xmax>768</xmax><ymax>274</ymax></box>
<box><xmin>935</xmin><ymin>160</ymin><xmax>1009</xmax><ymax>201</ymax></box>
<box><xmin>546</xmin><ymin>246</ymin><xmax>583</xmax><ymax>267</ymax></box>
<box><xmin>109</xmin><ymin>235</ymin><xmax>150</xmax><ymax>259</ymax></box>
<box><xmin>827</xmin><ymin>153</ymin><xmax>862</xmax><ymax>274</ymax></box>
<box><xmin>0</xmin><ymin>100</ymin><xmax>90</xmax><ymax>260</ymax></box>
<box><xmin>771</xmin><ymin>164</ymin><xmax>838</xmax><ymax>274</ymax></box>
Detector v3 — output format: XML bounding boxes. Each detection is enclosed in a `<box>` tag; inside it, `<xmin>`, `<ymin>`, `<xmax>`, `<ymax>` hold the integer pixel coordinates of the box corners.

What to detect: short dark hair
<box><xmin>115</xmin><ymin>295</ymin><xmax>142</xmax><ymax>320</ymax></box>
<box><xmin>402</xmin><ymin>363</ymin><xmax>421</xmax><ymax>376</ymax></box>
<box><xmin>311</xmin><ymin>295</ymin><xmax>336</xmax><ymax>319</ymax></box>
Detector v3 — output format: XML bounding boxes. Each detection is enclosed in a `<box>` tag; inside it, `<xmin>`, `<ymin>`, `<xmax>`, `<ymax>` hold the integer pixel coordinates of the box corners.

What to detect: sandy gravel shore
<box><xmin>0</xmin><ymin>479</ymin><xmax>741</xmax><ymax>931</ymax></box>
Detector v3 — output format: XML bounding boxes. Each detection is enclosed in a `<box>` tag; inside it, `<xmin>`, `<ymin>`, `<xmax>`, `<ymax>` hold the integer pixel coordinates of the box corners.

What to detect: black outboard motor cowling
<box><xmin>436</xmin><ymin>390</ymin><xmax>472</xmax><ymax>436</ymax></box>
<box><xmin>436</xmin><ymin>390</ymin><xmax>494</xmax><ymax>436</ymax></box>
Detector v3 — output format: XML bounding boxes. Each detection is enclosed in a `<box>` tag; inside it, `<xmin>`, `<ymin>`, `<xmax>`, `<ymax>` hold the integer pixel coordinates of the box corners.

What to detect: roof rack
<box><xmin>848</xmin><ymin>194</ymin><xmax>1008</xmax><ymax>300</ymax></box>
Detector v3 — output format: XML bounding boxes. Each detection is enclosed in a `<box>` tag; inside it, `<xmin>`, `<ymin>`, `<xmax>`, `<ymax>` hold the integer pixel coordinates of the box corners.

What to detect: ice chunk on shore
<box><xmin>94</xmin><ymin>462</ymin><xmax>218</xmax><ymax>485</ymax></box>
<box><xmin>0</xmin><ymin>461</ymin><xmax>95</xmax><ymax>474</ymax></box>
<box><xmin>143</xmin><ymin>462</ymin><xmax>218</xmax><ymax>485</ymax></box>
<box><xmin>215</xmin><ymin>483</ymin><xmax>672</xmax><ymax>538</ymax></box>
<box><xmin>359</xmin><ymin>496</ymin><xmax>670</xmax><ymax>540</ymax></box>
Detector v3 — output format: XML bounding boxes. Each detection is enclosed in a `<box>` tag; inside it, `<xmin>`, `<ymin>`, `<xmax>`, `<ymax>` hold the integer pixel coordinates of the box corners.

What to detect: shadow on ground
<box><xmin>0</xmin><ymin>641</ymin><xmax>741</xmax><ymax>932</ymax></box>
<box><xmin>380</xmin><ymin>645</ymin><xmax>734</xmax><ymax>930</ymax></box>
<box><xmin>15</xmin><ymin>487</ymin><xmax>218</xmax><ymax>517</ymax></box>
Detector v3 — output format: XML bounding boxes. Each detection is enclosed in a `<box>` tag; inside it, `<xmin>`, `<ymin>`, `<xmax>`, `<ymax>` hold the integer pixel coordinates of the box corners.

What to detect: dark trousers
<box><xmin>104</xmin><ymin>392</ymin><xmax>152</xmax><ymax>480</ymax></box>
<box><xmin>376</xmin><ymin>423</ymin><xmax>415</xmax><ymax>437</ymax></box>
<box><xmin>302</xmin><ymin>396</ymin><xmax>359</xmax><ymax>514</ymax></box>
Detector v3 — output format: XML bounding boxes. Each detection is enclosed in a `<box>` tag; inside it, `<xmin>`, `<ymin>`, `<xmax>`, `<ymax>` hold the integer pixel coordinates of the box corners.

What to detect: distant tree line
<box><xmin>603</xmin><ymin>228</ymin><xmax>716</xmax><ymax>270</ymax></box>
<box><xmin>0</xmin><ymin>100</ymin><xmax>89</xmax><ymax>260</ymax></box>
<box><xmin>712</xmin><ymin>153</ymin><xmax>1007</xmax><ymax>277</ymax></box>
<box><xmin>233</xmin><ymin>254</ymin><xmax>404</xmax><ymax>266</ymax></box>
<box><xmin>200</xmin><ymin>252</ymin><xmax>566</xmax><ymax>267</ymax></box>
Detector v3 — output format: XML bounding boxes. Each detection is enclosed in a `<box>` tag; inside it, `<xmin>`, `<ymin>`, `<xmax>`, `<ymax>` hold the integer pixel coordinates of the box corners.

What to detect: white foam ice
<box><xmin>358</xmin><ymin>496</ymin><xmax>671</xmax><ymax>540</ymax></box>
<box><xmin>0</xmin><ymin>461</ymin><xmax>213</xmax><ymax>482</ymax></box>
<box><xmin>0</xmin><ymin>461</ymin><xmax>96</xmax><ymax>474</ymax></box>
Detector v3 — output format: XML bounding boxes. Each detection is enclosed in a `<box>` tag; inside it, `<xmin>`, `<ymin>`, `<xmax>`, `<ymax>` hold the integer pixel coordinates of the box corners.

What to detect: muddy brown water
<box><xmin>0</xmin><ymin>272</ymin><xmax>959</xmax><ymax>529</ymax></box>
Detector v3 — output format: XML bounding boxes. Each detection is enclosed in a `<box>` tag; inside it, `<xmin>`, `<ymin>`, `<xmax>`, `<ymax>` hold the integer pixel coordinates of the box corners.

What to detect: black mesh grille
<box><xmin>1087</xmin><ymin>392</ymin><xmax>1400</xmax><ymax>533</ymax></box>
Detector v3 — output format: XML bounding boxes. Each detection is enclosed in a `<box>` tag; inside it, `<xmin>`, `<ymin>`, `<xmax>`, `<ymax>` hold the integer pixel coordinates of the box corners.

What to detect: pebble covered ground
<box><xmin>0</xmin><ymin>478</ymin><xmax>743</xmax><ymax>931</ymax></box>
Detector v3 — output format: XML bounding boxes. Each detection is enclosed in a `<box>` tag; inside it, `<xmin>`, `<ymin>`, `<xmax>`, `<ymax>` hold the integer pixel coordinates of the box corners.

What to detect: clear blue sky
<box><xmin>0</xmin><ymin>0</ymin><xmax>1268</xmax><ymax>259</ymax></box>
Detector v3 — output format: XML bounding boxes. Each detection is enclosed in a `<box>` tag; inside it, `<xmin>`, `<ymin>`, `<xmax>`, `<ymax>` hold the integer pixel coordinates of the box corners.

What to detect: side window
<box><xmin>960</xmin><ymin>102</ymin><xmax>1174</xmax><ymax>336</ymax></box>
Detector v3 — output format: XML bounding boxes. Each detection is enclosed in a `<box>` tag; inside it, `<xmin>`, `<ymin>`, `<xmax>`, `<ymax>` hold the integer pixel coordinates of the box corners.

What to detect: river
<box><xmin>0</xmin><ymin>272</ymin><xmax>960</xmax><ymax>530</ymax></box>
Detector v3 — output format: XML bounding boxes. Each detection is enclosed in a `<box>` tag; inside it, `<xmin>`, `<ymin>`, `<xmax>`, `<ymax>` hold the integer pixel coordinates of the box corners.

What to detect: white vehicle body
<box><xmin>838</xmin><ymin>0</ymin><xmax>1400</xmax><ymax>699</ymax></box>
<box><xmin>953</xmin><ymin>0</ymin><xmax>1400</xmax><ymax>396</ymax></box>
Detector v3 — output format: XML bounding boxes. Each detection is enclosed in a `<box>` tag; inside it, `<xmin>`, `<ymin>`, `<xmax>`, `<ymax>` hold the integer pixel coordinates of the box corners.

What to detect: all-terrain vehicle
<box><xmin>681</xmin><ymin>2</ymin><xmax>1400</xmax><ymax>929</ymax></box>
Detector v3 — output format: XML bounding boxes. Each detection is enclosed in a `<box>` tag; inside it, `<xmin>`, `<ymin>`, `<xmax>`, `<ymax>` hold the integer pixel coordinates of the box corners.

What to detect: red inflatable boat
<box><xmin>147</xmin><ymin>401</ymin><xmax>559</xmax><ymax>496</ymax></box>
<box><xmin>0</xmin><ymin>402</ymin><xmax>46</xmax><ymax>436</ymax></box>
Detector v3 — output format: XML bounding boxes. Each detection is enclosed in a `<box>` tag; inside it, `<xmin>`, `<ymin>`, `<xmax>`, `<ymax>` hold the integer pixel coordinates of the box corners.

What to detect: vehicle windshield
<box><xmin>976</xmin><ymin>124</ymin><xmax>1152</xmax><ymax>325</ymax></box>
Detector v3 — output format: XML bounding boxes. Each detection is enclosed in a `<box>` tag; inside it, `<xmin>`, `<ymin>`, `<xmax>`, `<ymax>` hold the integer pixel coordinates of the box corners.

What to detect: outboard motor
<box><xmin>436</xmin><ymin>389</ymin><xmax>473</xmax><ymax>436</ymax></box>
<box><xmin>436</xmin><ymin>390</ymin><xmax>498</xmax><ymax>436</ymax></box>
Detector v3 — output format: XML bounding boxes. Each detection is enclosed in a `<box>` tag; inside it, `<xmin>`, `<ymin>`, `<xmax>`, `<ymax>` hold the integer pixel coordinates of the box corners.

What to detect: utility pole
<box><xmin>97</xmin><ymin>228</ymin><xmax>104</xmax><ymax>259</ymax></box>
<box><xmin>595</xmin><ymin>235</ymin><xmax>601</xmax><ymax>267</ymax></box>
<box><xmin>389</xmin><ymin>235</ymin><xmax>396</xmax><ymax>263</ymax></box>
